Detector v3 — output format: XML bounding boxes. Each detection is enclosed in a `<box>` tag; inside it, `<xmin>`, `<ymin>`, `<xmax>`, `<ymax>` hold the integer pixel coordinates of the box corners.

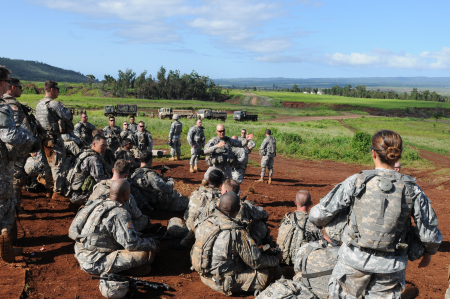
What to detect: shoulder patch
<box><xmin>249</xmin><ymin>238</ymin><xmax>256</xmax><ymax>246</ymax></box>
<box><xmin>10</xmin><ymin>106</ymin><xmax>18</xmax><ymax>111</ymax></box>
<box><xmin>127</xmin><ymin>222</ymin><xmax>134</xmax><ymax>229</ymax></box>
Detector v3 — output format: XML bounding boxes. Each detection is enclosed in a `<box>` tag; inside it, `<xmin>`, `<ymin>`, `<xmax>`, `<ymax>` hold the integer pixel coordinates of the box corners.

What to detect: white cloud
<box><xmin>254</xmin><ymin>54</ymin><xmax>302</xmax><ymax>63</ymax></box>
<box><xmin>324</xmin><ymin>47</ymin><xmax>450</xmax><ymax>70</ymax></box>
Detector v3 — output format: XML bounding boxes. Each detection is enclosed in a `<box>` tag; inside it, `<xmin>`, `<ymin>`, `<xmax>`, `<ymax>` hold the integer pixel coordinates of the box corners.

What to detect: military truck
<box><xmin>197</xmin><ymin>109</ymin><xmax>227</xmax><ymax>121</ymax></box>
<box><xmin>158</xmin><ymin>108</ymin><xmax>196</xmax><ymax>119</ymax></box>
<box><xmin>233</xmin><ymin>110</ymin><xmax>258</xmax><ymax>122</ymax></box>
<box><xmin>104</xmin><ymin>104</ymin><xmax>138</xmax><ymax>117</ymax></box>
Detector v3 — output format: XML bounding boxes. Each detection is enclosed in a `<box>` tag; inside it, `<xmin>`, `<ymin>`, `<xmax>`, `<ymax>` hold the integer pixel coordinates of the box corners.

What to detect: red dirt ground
<box><xmin>4</xmin><ymin>148</ymin><xmax>450</xmax><ymax>298</ymax></box>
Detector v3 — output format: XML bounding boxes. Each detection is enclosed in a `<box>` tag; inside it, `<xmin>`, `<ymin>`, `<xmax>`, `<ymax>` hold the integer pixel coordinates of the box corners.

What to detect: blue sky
<box><xmin>4</xmin><ymin>0</ymin><xmax>450</xmax><ymax>80</ymax></box>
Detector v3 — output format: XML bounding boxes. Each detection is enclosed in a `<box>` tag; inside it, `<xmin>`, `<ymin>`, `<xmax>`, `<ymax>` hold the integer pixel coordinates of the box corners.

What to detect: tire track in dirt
<box><xmin>337</xmin><ymin>119</ymin><xmax>358</xmax><ymax>132</ymax></box>
<box><xmin>244</xmin><ymin>93</ymin><xmax>258</xmax><ymax>105</ymax></box>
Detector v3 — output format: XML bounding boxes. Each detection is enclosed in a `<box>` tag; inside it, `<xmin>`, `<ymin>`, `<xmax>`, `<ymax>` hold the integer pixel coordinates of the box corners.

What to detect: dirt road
<box><xmin>5</xmin><ymin>146</ymin><xmax>450</xmax><ymax>298</ymax></box>
<box><xmin>244</xmin><ymin>92</ymin><xmax>258</xmax><ymax>105</ymax></box>
<box><xmin>265</xmin><ymin>111</ymin><xmax>379</xmax><ymax>123</ymax></box>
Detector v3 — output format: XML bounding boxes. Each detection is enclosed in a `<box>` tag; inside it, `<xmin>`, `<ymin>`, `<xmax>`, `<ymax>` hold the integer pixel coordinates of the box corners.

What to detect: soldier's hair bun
<box><xmin>371</xmin><ymin>130</ymin><xmax>402</xmax><ymax>164</ymax></box>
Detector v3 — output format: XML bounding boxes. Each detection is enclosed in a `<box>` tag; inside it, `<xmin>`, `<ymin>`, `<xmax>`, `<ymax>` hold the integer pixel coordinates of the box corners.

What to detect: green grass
<box><xmin>252</xmin><ymin>91</ymin><xmax>450</xmax><ymax>110</ymax></box>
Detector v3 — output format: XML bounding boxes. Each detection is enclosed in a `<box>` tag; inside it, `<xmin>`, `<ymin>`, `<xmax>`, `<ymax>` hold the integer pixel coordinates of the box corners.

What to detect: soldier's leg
<box><xmin>70</xmin><ymin>190</ymin><xmax>92</xmax><ymax>205</ymax></box>
<box><xmin>167</xmin><ymin>189</ymin><xmax>188</xmax><ymax>212</ymax></box>
<box><xmin>64</xmin><ymin>140</ymin><xmax>81</xmax><ymax>156</ymax></box>
<box><xmin>41</xmin><ymin>140</ymin><xmax>55</xmax><ymax>193</ymax></box>
<box><xmin>268</xmin><ymin>157</ymin><xmax>274</xmax><ymax>184</ymax></box>
<box><xmin>170</xmin><ymin>144</ymin><xmax>176</xmax><ymax>159</ymax></box>
<box><xmin>13</xmin><ymin>157</ymin><xmax>27</xmax><ymax>208</ymax></box>
<box><xmin>328</xmin><ymin>259</ymin><xmax>372</xmax><ymax>299</ymax></box>
<box><xmin>256</xmin><ymin>157</ymin><xmax>268</xmax><ymax>182</ymax></box>
<box><xmin>190</xmin><ymin>148</ymin><xmax>196</xmax><ymax>166</ymax></box>
<box><xmin>175</xmin><ymin>138</ymin><xmax>182</xmax><ymax>159</ymax></box>
<box><xmin>364</xmin><ymin>271</ymin><xmax>404</xmax><ymax>299</ymax></box>
<box><xmin>43</xmin><ymin>137</ymin><xmax>66</xmax><ymax>194</ymax></box>
<box><xmin>0</xmin><ymin>183</ymin><xmax>17</xmax><ymax>263</ymax></box>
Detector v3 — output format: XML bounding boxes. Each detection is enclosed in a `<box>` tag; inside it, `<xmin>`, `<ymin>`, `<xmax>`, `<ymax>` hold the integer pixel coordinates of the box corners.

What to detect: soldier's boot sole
<box><xmin>190</xmin><ymin>166</ymin><xmax>195</xmax><ymax>173</ymax></box>
<box><xmin>0</xmin><ymin>229</ymin><xmax>15</xmax><ymax>263</ymax></box>
<box><xmin>201</xmin><ymin>180</ymin><xmax>208</xmax><ymax>186</ymax></box>
<box><xmin>255</xmin><ymin>179</ymin><xmax>264</xmax><ymax>183</ymax></box>
<box><xmin>169</xmin><ymin>157</ymin><xmax>175</xmax><ymax>161</ymax></box>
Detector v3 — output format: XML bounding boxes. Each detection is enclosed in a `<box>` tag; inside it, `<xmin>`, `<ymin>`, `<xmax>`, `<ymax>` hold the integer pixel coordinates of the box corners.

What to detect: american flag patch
<box><xmin>128</xmin><ymin>222</ymin><xmax>134</xmax><ymax>229</ymax></box>
<box><xmin>11</xmin><ymin>106</ymin><xmax>18</xmax><ymax>111</ymax></box>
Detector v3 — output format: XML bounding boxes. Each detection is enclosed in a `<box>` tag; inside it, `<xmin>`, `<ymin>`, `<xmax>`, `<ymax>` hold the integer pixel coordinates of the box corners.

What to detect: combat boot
<box><xmin>177</xmin><ymin>155</ymin><xmax>181</xmax><ymax>161</ymax></box>
<box><xmin>190</xmin><ymin>165</ymin><xmax>195</xmax><ymax>173</ymax></box>
<box><xmin>0</xmin><ymin>229</ymin><xmax>15</xmax><ymax>263</ymax></box>
<box><xmin>256</xmin><ymin>174</ymin><xmax>265</xmax><ymax>183</ymax></box>
<box><xmin>45</xmin><ymin>188</ymin><xmax>53</xmax><ymax>198</ymax></box>
<box><xmin>169</xmin><ymin>157</ymin><xmax>175</xmax><ymax>161</ymax></box>
<box><xmin>194</xmin><ymin>164</ymin><xmax>199</xmax><ymax>172</ymax></box>
<box><xmin>268</xmin><ymin>177</ymin><xmax>272</xmax><ymax>184</ymax></box>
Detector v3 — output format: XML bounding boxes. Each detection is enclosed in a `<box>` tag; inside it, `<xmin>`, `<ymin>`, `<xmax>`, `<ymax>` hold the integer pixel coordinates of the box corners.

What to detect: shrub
<box><xmin>351</xmin><ymin>131</ymin><xmax>371</xmax><ymax>153</ymax></box>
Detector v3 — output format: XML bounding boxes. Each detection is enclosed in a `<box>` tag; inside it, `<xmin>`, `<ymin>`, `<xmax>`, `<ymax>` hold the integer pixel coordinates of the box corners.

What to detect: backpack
<box><xmin>68</xmin><ymin>198</ymin><xmax>105</xmax><ymax>240</ymax></box>
<box><xmin>277</xmin><ymin>212</ymin><xmax>309</xmax><ymax>265</ymax></box>
<box><xmin>255</xmin><ymin>278</ymin><xmax>313</xmax><ymax>299</ymax></box>
<box><xmin>173</xmin><ymin>121</ymin><xmax>182</xmax><ymax>135</ymax></box>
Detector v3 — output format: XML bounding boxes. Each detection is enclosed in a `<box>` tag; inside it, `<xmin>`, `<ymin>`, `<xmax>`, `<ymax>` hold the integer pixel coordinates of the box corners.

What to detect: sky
<box><xmin>3</xmin><ymin>0</ymin><xmax>450</xmax><ymax>80</ymax></box>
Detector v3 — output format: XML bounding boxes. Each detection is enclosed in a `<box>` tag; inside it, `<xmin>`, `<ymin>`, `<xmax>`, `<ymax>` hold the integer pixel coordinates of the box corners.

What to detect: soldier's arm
<box><xmin>73</xmin><ymin>123</ymin><xmax>82</xmax><ymax>138</ymax></box>
<box><xmin>248</xmin><ymin>140</ymin><xmax>256</xmax><ymax>149</ymax></box>
<box><xmin>259</xmin><ymin>138</ymin><xmax>268</xmax><ymax>150</ymax></box>
<box><xmin>168</xmin><ymin>123</ymin><xmax>174</xmax><ymax>139</ymax></box>
<box><xmin>147</xmin><ymin>171</ymin><xmax>174</xmax><ymax>194</ymax></box>
<box><xmin>309</xmin><ymin>174</ymin><xmax>359</xmax><ymax>227</ymax></box>
<box><xmin>229</xmin><ymin>138</ymin><xmax>246</xmax><ymax>148</ymax></box>
<box><xmin>187</xmin><ymin>127</ymin><xmax>194</xmax><ymax>146</ymax></box>
<box><xmin>0</xmin><ymin>106</ymin><xmax>36</xmax><ymax>147</ymax></box>
<box><xmin>411</xmin><ymin>185</ymin><xmax>443</xmax><ymax>255</ymax></box>
<box><xmin>81</xmin><ymin>156</ymin><xmax>110</xmax><ymax>182</ymax></box>
<box><xmin>203</xmin><ymin>138</ymin><xmax>217</xmax><ymax>154</ymax></box>
<box><xmin>236</xmin><ymin>229</ymin><xmax>279</xmax><ymax>269</ymax></box>
<box><xmin>107</xmin><ymin>210</ymin><xmax>157</xmax><ymax>252</ymax></box>
<box><xmin>125</xmin><ymin>196</ymin><xmax>143</xmax><ymax>219</ymax></box>
<box><xmin>242</xmin><ymin>201</ymin><xmax>269</xmax><ymax>221</ymax></box>
<box><xmin>49</xmin><ymin>101</ymin><xmax>72</xmax><ymax>122</ymax></box>
<box><xmin>305</xmin><ymin>218</ymin><xmax>321</xmax><ymax>241</ymax></box>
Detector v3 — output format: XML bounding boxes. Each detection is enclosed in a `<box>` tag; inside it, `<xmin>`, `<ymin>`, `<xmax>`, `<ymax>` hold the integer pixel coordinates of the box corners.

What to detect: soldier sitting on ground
<box><xmin>87</xmin><ymin>159</ymin><xmax>151</xmax><ymax>233</ymax></box>
<box><xmin>62</xmin><ymin>131</ymin><xmax>83</xmax><ymax>156</ymax></box>
<box><xmin>23</xmin><ymin>151</ymin><xmax>46</xmax><ymax>192</ymax></box>
<box><xmin>276</xmin><ymin>190</ymin><xmax>321</xmax><ymax>265</ymax></box>
<box><xmin>70</xmin><ymin>179</ymin><xmax>159</xmax><ymax>276</ymax></box>
<box><xmin>192</xmin><ymin>191</ymin><xmax>282</xmax><ymax>296</ymax></box>
<box><xmin>130</xmin><ymin>150</ymin><xmax>188</xmax><ymax>211</ymax></box>
<box><xmin>64</xmin><ymin>135</ymin><xmax>113</xmax><ymax>204</ymax></box>
<box><xmin>115</xmin><ymin>138</ymin><xmax>140</xmax><ymax>174</ymax></box>
<box><xmin>92</xmin><ymin>129</ymin><xmax>116</xmax><ymax>166</ymax></box>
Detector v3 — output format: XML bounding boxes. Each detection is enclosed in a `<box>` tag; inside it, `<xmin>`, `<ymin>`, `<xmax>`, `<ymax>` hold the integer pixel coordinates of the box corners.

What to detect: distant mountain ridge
<box><xmin>0</xmin><ymin>57</ymin><xmax>87</xmax><ymax>83</ymax></box>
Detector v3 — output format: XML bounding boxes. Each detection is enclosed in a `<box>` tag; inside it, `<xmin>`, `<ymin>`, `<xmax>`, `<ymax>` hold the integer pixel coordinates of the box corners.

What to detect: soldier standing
<box><xmin>128</xmin><ymin>116</ymin><xmax>138</xmax><ymax>132</ymax></box>
<box><xmin>0</xmin><ymin>66</ymin><xmax>37</xmax><ymax>262</ymax></box>
<box><xmin>256</xmin><ymin>129</ymin><xmax>276</xmax><ymax>184</ymax></box>
<box><xmin>135</xmin><ymin>121</ymin><xmax>153</xmax><ymax>153</ymax></box>
<box><xmin>237</xmin><ymin>129</ymin><xmax>256</xmax><ymax>178</ymax></box>
<box><xmin>169</xmin><ymin>114</ymin><xmax>182</xmax><ymax>161</ymax></box>
<box><xmin>35</xmin><ymin>80</ymin><xmax>73</xmax><ymax>197</ymax></box>
<box><xmin>103</xmin><ymin>116</ymin><xmax>122</xmax><ymax>153</ymax></box>
<box><xmin>120</xmin><ymin>121</ymin><xmax>134</xmax><ymax>141</ymax></box>
<box><xmin>2</xmin><ymin>78</ymin><xmax>37</xmax><ymax>217</ymax></box>
<box><xmin>187</xmin><ymin>118</ymin><xmax>205</xmax><ymax>173</ymax></box>
<box><xmin>74</xmin><ymin>113</ymin><xmax>96</xmax><ymax>146</ymax></box>
<box><xmin>202</xmin><ymin>124</ymin><xmax>253</xmax><ymax>185</ymax></box>
<box><xmin>230</xmin><ymin>135</ymin><xmax>248</xmax><ymax>184</ymax></box>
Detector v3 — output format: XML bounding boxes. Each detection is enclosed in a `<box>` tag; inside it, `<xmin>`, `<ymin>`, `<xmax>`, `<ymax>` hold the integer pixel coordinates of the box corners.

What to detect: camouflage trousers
<box><xmin>445</xmin><ymin>281</ymin><xmax>450</xmax><ymax>299</ymax></box>
<box><xmin>328</xmin><ymin>259</ymin><xmax>404</xmax><ymax>299</ymax></box>
<box><xmin>170</xmin><ymin>137</ymin><xmax>181</xmax><ymax>157</ymax></box>
<box><xmin>232</xmin><ymin>167</ymin><xmax>246</xmax><ymax>184</ymax></box>
<box><xmin>190</xmin><ymin>145</ymin><xmax>202</xmax><ymax>165</ymax></box>
<box><xmin>64</xmin><ymin>141</ymin><xmax>81</xmax><ymax>156</ymax></box>
<box><xmin>204</xmin><ymin>164</ymin><xmax>233</xmax><ymax>181</ymax></box>
<box><xmin>0</xmin><ymin>180</ymin><xmax>16</xmax><ymax>232</ymax></box>
<box><xmin>78</xmin><ymin>249</ymin><xmax>154</xmax><ymax>275</ymax></box>
<box><xmin>261</xmin><ymin>156</ymin><xmax>274</xmax><ymax>176</ymax></box>
<box><xmin>161</xmin><ymin>189</ymin><xmax>188</xmax><ymax>212</ymax></box>
<box><xmin>13</xmin><ymin>156</ymin><xmax>28</xmax><ymax>206</ymax></box>
<box><xmin>200</xmin><ymin>266</ymin><xmax>279</xmax><ymax>296</ymax></box>
<box><xmin>41</xmin><ymin>136</ymin><xmax>66</xmax><ymax>193</ymax></box>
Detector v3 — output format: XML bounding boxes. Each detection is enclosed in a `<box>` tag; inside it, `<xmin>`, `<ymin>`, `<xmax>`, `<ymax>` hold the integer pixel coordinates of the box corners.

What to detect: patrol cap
<box><xmin>172</xmin><ymin>114</ymin><xmax>180</xmax><ymax>120</ymax></box>
<box><xmin>99</xmin><ymin>279</ymin><xmax>129</xmax><ymax>299</ymax></box>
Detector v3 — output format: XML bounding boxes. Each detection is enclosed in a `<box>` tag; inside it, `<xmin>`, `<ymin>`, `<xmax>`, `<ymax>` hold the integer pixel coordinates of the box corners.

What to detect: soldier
<box><xmin>115</xmin><ymin>139</ymin><xmax>140</xmax><ymax>173</ymax></box>
<box><xmin>231</xmin><ymin>135</ymin><xmax>247</xmax><ymax>184</ymax></box>
<box><xmin>309</xmin><ymin>130</ymin><xmax>442</xmax><ymax>299</ymax></box>
<box><xmin>134</xmin><ymin>121</ymin><xmax>153</xmax><ymax>153</ymax></box>
<box><xmin>276</xmin><ymin>190</ymin><xmax>320</xmax><ymax>265</ymax></box>
<box><xmin>2</xmin><ymin>78</ymin><xmax>37</xmax><ymax>217</ymax></box>
<box><xmin>87</xmin><ymin>159</ymin><xmax>151</xmax><ymax>233</ymax></box>
<box><xmin>192</xmin><ymin>191</ymin><xmax>281</xmax><ymax>296</ymax></box>
<box><xmin>237</xmin><ymin>129</ymin><xmax>256</xmax><ymax>179</ymax></box>
<box><xmin>62</xmin><ymin>131</ymin><xmax>82</xmax><ymax>156</ymax></box>
<box><xmin>103</xmin><ymin>116</ymin><xmax>122</xmax><ymax>153</ymax></box>
<box><xmin>256</xmin><ymin>129</ymin><xmax>276</xmax><ymax>184</ymax></box>
<box><xmin>70</xmin><ymin>180</ymin><xmax>159</xmax><ymax>276</ymax></box>
<box><xmin>65</xmin><ymin>135</ymin><xmax>113</xmax><ymax>205</ymax></box>
<box><xmin>131</xmin><ymin>150</ymin><xmax>188</xmax><ymax>211</ymax></box>
<box><xmin>394</xmin><ymin>161</ymin><xmax>401</xmax><ymax>172</ymax></box>
<box><xmin>202</xmin><ymin>124</ymin><xmax>253</xmax><ymax>185</ymax></box>
<box><xmin>168</xmin><ymin>114</ymin><xmax>182</xmax><ymax>161</ymax></box>
<box><xmin>35</xmin><ymin>80</ymin><xmax>73</xmax><ymax>197</ymax></box>
<box><xmin>187</xmin><ymin>118</ymin><xmax>205</xmax><ymax>173</ymax></box>
<box><xmin>23</xmin><ymin>151</ymin><xmax>45</xmax><ymax>193</ymax></box>
<box><xmin>0</xmin><ymin>65</ymin><xmax>37</xmax><ymax>262</ymax></box>
<box><xmin>128</xmin><ymin>116</ymin><xmax>138</xmax><ymax>132</ymax></box>
<box><xmin>73</xmin><ymin>113</ymin><xmax>96</xmax><ymax>146</ymax></box>
<box><xmin>92</xmin><ymin>129</ymin><xmax>116</xmax><ymax>167</ymax></box>
<box><xmin>120</xmin><ymin>121</ymin><xmax>134</xmax><ymax>141</ymax></box>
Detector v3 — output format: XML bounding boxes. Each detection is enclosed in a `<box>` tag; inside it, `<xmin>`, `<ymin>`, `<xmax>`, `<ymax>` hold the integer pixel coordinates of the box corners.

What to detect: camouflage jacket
<box><xmin>120</xmin><ymin>129</ymin><xmax>134</xmax><ymax>141</ymax></box>
<box><xmin>74</xmin><ymin>121</ymin><xmax>96</xmax><ymax>144</ymax></box>
<box><xmin>114</xmin><ymin>148</ymin><xmax>140</xmax><ymax>169</ymax></box>
<box><xmin>128</xmin><ymin>123</ymin><xmax>138</xmax><ymax>132</ymax></box>
<box><xmin>103</xmin><ymin>125</ymin><xmax>122</xmax><ymax>148</ymax></box>
<box><xmin>310</xmin><ymin>168</ymin><xmax>443</xmax><ymax>273</ymax></box>
<box><xmin>169</xmin><ymin>120</ymin><xmax>182</xmax><ymax>139</ymax></box>
<box><xmin>232</xmin><ymin>146</ymin><xmax>247</xmax><ymax>169</ymax></box>
<box><xmin>260</xmin><ymin>136</ymin><xmax>276</xmax><ymax>157</ymax></box>
<box><xmin>134</xmin><ymin>130</ymin><xmax>153</xmax><ymax>152</ymax></box>
<box><xmin>2</xmin><ymin>94</ymin><xmax>32</xmax><ymax>133</ymax></box>
<box><xmin>184</xmin><ymin>185</ymin><xmax>221</xmax><ymax>231</ymax></box>
<box><xmin>237</xmin><ymin>136</ymin><xmax>256</xmax><ymax>154</ymax></box>
<box><xmin>187</xmin><ymin>125</ymin><xmax>205</xmax><ymax>147</ymax></box>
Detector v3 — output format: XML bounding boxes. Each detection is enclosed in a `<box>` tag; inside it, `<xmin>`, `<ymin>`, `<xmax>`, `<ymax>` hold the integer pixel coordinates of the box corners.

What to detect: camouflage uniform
<box><xmin>114</xmin><ymin>148</ymin><xmax>140</xmax><ymax>171</ymax></box>
<box><xmin>24</xmin><ymin>151</ymin><xmax>45</xmax><ymax>177</ymax></box>
<box><xmin>62</xmin><ymin>132</ymin><xmax>82</xmax><ymax>156</ymax></box>
<box><xmin>2</xmin><ymin>94</ymin><xmax>36</xmax><ymax>206</ymax></box>
<box><xmin>259</xmin><ymin>136</ymin><xmax>276</xmax><ymax>180</ymax></box>
<box><xmin>236</xmin><ymin>137</ymin><xmax>256</xmax><ymax>180</ymax></box>
<box><xmin>203</xmin><ymin>136</ymin><xmax>248</xmax><ymax>181</ymax></box>
<box><xmin>73</xmin><ymin>121</ymin><xmax>96</xmax><ymax>145</ymax></box>
<box><xmin>231</xmin><ymin>147</ymin><xmax>247</xmax><ymax>184</ymax></box>
<box><xmin>128</xmin><ymin>122</ymin><xmax>138</xmax><ymax>132</ymax></box>
<box><xmin>276</xmin><ymin>211</ymin><xmax>320</xmax><ymax>265</ymax></box>
<box><xmin>192</xmin><ymin>211</ymin><xmax>280</xmax><ymax>296</ymax></box>
<box><xmin>120</xmin><ymin>129</ymin><xmax>134</xmax><ymax>141</ymax></box>
<box><xmin>309</xmin><ymin>168</ymin><xmax>443</xmax><ymax>299</ymax></box>
<box><xmin>134</xmin><ymin>130</ymin><xmax>153</xmax><ymax>152</ymax></box>
<box><xmin>103</xmin><ymin>125</ymin><xmax>122</xmax><ymax>153</ymax></box>
<box><xmin>88</xmin><ymin>180</ymin><xmax>150</xmax><ymax>232</ymax></box>
<box><xmin>187</xmin><ymin>125</ymin><xmax>205</xmax><ymax>166</ymax></box>
<box><xmin>130</xmin><ymin>166</ymin><xmax>188</xmax><ymax>211</ymax></box>
<box><xmin>0</xmin><ymin>101</ymin><xmax>36</xmax><ymax>231</ymax></box>
<box><xmin>65</xmin><ymin>149</ymin><xmax>113</xmax><ymax>204</ymax></box>
<box><xmin>169</xmin><ymin>120</ymin><xmax>182</xmax><ymax>158</ymax></box>
<box><xmin>35</xmin><ymin>96</ymin><xmax>72</xmax><ymax>193</ymax></box>
<box><xmin>71</xmin><ymin>198</ymin><xmax>157</xmax><ymax>275</ymax></box>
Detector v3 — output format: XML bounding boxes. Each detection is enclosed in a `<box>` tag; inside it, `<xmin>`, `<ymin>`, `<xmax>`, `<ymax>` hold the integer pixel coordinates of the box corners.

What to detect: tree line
<box><xmin>101</xmin><ymin>66</ymin><xmax>226</xmax><ymax>101</ymax></box>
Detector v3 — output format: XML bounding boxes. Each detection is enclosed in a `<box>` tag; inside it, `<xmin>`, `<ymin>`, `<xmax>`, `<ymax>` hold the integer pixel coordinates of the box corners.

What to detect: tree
<box><xmin>86</xmin><ymin>74</ymin><xmax>96</xmax><ymax>87</ymax></box>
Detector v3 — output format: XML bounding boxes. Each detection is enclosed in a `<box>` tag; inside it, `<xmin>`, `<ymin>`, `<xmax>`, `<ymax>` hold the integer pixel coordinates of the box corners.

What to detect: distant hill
<box><xmin>0</xmin><ymin>57</ymin><xmax>87</xmax><ymax>83</ymax></box>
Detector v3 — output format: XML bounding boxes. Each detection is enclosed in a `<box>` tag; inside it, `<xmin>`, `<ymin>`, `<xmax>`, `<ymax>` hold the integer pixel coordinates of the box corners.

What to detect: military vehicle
<box><xmin>197</xmin><ymin>109</ymin><xmax>227</xmax><ymax>121</ymax></box>
<box><xmin>158</xmin><ymin>108</ymin><xmax>196</xmax><ymax>119</ymax></box>
<box><xmin>233</xmin><ymin>110</ymin><xmax>258</xmax><ymax>122</ymax></box>
<box><xmin>104</xmin><ymin>104</ymin><xmax>138</xmax><ymax>117</ymax></box>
